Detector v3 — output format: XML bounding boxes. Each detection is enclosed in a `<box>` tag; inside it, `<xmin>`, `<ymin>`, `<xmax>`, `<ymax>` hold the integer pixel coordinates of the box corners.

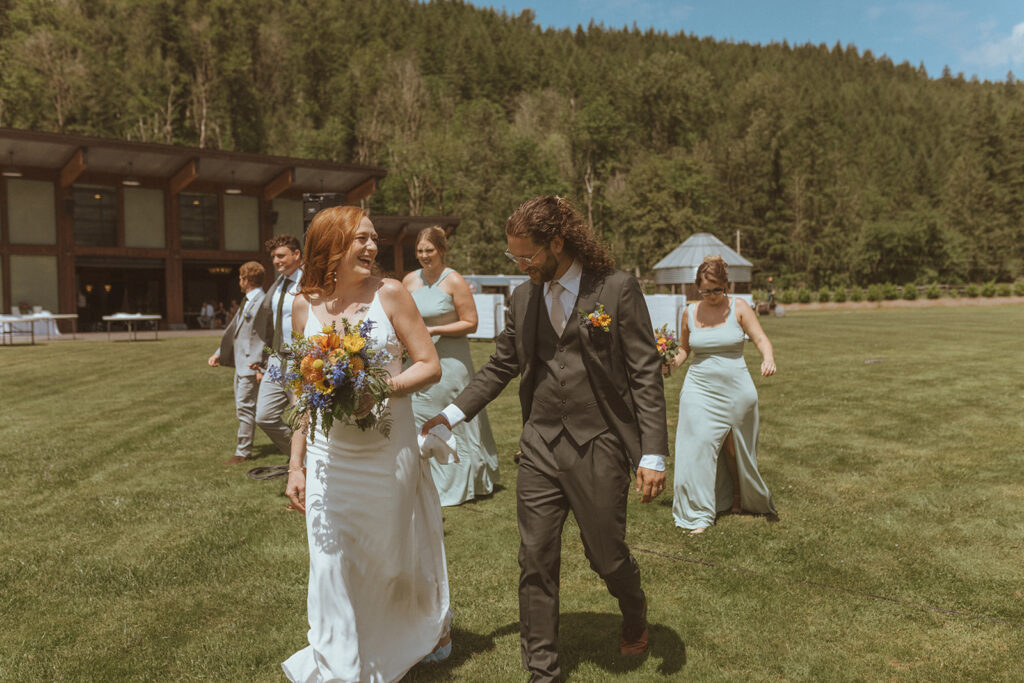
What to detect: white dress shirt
<box><xmin>441</xmin><ymin>259</ymin><xmax>665</xmax><ymax>472</ymax></box>
<box><xmin>275</xmin><ymin>267</ymin><xmax>304</xmax><ymax>341</ymax></box>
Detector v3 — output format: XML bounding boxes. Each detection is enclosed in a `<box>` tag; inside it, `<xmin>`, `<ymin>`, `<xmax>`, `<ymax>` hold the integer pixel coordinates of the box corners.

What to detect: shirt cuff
<box><xmin>638</xmin><ymin>454</ymin><xmax>666</xmax><ymax>472</ymax></box>
<box><xmin>441</xmin><ymin>404</ymin><xmax>466</xmax><ymax>429</ymax></box>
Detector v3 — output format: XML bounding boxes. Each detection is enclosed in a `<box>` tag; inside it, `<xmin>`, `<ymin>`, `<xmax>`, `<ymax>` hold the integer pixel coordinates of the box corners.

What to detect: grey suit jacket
<box><xmin>218</xmin><ymin>289</ymin><xmax>267</xmax><ymax>376</ymax></box>
<box><xmin>454</xmin><ymin>268</ymin><xmax>668</xmax><ymax>467</ymax></box>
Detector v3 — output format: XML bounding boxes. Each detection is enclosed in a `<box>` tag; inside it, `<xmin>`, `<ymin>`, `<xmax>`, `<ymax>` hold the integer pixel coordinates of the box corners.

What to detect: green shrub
<box><xmin>866</xmin><ymin>284</ymin><xmax>883</xmax><ymax>301</ymax></box>
<box><xmin>833</xmin><ymin>287</ymin><xmax>847</xmax><ymax>303</ymax></box>
<box><xmin>752</xmin><ymin>288</ymin><xmax>769</xmax><ymax>303</ymax></box>
<box><xmin>882</xmin><ymin>282</ymin><xmax>900</xmax><ymax>300</ymax></box>
<box><xmin>965</xmin><ymin>283</ymin><xmax>980</xmax><ymax>298</ymax></box>
<box><xmin>902</xmin><ymin>283</ymin><xmax>918</xmax><ymax>300</ymax></box>
<box><xmin>996</xmin><ymin>283</ymin><xmax>1011</xmax><ymax>297</ymax></box>
<box><xmin>779</xmin><ymin>288</ymin><xmax>796</xmax><ymax>304</ymax></box>
<box><xmin>797</xmin><ymin>287</ymin><xmax>812</xmax><ymax>303</ymax></box>
<box><xmin>980</xmin><ymin>281</ymin><xmax>996</xmax><ymax>297</ymax></box>
<box><xmin>925</xmin><ymin>283</ymin><xmax>941</xmax><ymax>299</ymax></box>
<box><xmin>817</xmin><ymin>287</ymin><xmax>831</xmax><ymax>303</ymax></box>
<box><xmin>1015</xmin><ymin>281</ymin><xmax>1024</xmax><ymax>297</ymax></box>
<box><xmin>850</xmin><ymin>286</ymin><xmax>864</xmax><ymax>302</ymax></box>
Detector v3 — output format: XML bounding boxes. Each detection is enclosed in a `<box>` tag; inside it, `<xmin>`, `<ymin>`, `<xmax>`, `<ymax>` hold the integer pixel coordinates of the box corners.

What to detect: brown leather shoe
<box><xmin>619</xmin><ymin>595</ymin><xmax>649</xmax><ymax>655</ymax></box>
<box><xmin>223</xmin><ymin>455</ymin><xmax>249</xmax><ymax>465</ymax></box>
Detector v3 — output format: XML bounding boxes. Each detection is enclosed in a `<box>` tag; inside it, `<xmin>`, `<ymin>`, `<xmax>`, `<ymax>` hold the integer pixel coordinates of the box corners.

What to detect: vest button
<box><xmin>558</xmin><ymin>346</ymin><xmax>566</xmax><ymax>352</ymax></box>
<box><xmin>559</xmin><ymin>363</ymin><xmax>566</xmax><ymax>369</ymax></box>
<box><xmin>560</xmin><ymin>380</ymin><xmax>566</xmax><ymax>387</ymax></box>
<box><xmin>561</xmin><ymin>399</ymin><xmax>566</xmax><ymax>404</ymax></box>
<box><xmin>561</xmin><ymin>414</ymin><xmax>567</xmax><ymax>420</ymax></box>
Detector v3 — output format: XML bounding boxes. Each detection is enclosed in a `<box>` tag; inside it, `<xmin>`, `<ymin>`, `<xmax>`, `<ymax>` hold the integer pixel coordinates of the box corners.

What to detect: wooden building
<box><xmin>0</xmin><ymin>128</ymin><xmax>385</xmax><ymax>329</ymax></box>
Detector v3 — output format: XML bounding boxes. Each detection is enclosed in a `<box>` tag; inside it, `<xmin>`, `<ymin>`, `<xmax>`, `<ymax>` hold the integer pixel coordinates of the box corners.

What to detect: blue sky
<box><xmin>467</xmin><ymin>1</ymin><xmax>1024</xmax><ymax>83</ymax></box>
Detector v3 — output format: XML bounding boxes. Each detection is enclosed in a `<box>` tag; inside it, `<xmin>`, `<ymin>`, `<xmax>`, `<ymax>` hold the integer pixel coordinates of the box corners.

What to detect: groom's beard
<box><xmin>527</xmin><ymin>252</ymin><xmax>559</xmax><ymax>284</ymax></box>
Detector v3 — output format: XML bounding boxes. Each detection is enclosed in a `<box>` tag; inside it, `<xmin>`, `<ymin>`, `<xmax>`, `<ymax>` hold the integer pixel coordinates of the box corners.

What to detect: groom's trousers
<box><xmin>516</xmin><ymin>425</ymin><xmax>645</xmax><ymax>682</ymax></box>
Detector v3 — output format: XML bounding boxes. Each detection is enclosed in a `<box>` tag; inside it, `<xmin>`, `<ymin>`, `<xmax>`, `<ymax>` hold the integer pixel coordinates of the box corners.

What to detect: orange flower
<box><xmin>348</xmin><ymin>355</ymin><xmax>365</xmax><ymax>374</ymax></box>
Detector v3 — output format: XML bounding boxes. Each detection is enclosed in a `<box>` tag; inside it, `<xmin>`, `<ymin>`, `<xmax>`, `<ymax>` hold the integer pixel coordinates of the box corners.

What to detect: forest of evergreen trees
<box><xmin>2</xmin><ymin>0</ymin><xmax>1022</xmax><ymax>287</ymax></box>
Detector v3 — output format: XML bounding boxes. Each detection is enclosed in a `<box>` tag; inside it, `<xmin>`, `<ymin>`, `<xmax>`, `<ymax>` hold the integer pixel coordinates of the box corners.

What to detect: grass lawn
<box><xmin>1</xmin><ymin>304</ymin><xmax>1022</xmax><ymax>681</ymax></box>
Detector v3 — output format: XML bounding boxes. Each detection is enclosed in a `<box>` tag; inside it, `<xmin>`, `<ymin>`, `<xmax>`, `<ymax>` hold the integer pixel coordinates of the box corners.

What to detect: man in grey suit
<box><xmin>422</xmin><ymin>196</ymin><xmax>669</xmax><ymax>682</ymax></box>
<box><xmin>252</xmin><ymin>234</ymin><xmax>303</xmax><ymax>455</ymax></box>
<box><xmin>208</xmin><ymin>261</ymin><xmax>268</xmax><ymax>464</ymax></box>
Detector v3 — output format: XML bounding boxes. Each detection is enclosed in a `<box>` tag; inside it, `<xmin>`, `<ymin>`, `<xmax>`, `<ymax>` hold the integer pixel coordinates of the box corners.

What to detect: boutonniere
<box><xmin>244</xmin><ymin>312</ymin><xmax>253</xmax><ymax>322</ymax></box>
<box><xmin>578</xmin><ymin>303</ymin><xmax>611</xmax><ymax>332</ymax></box>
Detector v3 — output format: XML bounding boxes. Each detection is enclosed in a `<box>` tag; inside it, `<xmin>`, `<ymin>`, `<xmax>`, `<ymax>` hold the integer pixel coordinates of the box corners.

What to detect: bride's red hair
<box><xmin>300</xmin><ymin>205</ymin><xmax>367</xmax><ymax>298</ymax></box>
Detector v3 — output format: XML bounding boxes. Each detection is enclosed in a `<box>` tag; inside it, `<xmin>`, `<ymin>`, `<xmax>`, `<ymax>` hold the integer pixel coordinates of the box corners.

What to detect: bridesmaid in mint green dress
<box><xmin>403</xmin><ymin>227</ymin><xmax>500</xmax><ymax>506</ymax></box>
<box><xmin>669</xmin><ymin>256</ymin><xmax>778</xmax><ymax>534</ymax></box>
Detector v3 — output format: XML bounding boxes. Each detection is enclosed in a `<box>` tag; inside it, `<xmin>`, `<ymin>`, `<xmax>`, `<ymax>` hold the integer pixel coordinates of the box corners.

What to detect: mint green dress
<box><xmin>410</xmin><ymin>269</ymin><xmax>500</xmax><ymax>506</ymax></box>
<box><xmin>672</xmin><ymin>298</ymin><xmax>776</xmax><ymax>529</ymax></box>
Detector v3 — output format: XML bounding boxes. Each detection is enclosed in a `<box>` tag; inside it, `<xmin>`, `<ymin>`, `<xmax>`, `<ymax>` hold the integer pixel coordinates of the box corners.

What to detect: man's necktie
<box><xmin>272</xmin><ymin>276</ymin><xmax>289</xmax><ymax>350</ymax></box>
<box><xmin>548</xmin><ymin>281</ymin><xmax>566</xmax><ymax>334</ymax></box>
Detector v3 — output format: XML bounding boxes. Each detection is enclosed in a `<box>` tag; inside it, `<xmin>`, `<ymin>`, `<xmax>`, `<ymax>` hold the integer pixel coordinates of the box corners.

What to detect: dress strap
<box><xmin>417</xmin><ymin>269</ymin><xmax>428</xmax><ymax>286</ymax></box>
<box><xmin>435</xmin><ymin>268</ymin><xmax>454</xmax><ymax>286</ymax></box>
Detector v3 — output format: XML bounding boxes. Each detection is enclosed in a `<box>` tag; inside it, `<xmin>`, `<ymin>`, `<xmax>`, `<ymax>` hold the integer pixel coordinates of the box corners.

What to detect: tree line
<box><xmin>2</xmin><ymin>0</ymin><xmax>1022</xmax><ymax>287</ymax></box>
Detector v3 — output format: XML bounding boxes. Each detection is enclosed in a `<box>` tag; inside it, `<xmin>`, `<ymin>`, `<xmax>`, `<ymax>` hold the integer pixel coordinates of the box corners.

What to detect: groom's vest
<box><xmin>529</xmin><ymin>309</ymin><xmax>607</xmax><ymax>446</ymax></box>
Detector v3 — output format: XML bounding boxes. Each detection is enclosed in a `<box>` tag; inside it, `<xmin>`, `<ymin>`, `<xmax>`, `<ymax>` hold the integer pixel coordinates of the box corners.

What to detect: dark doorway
<box><xmin>76</xmin><ymin>258</ymin><xmax>165</xmax><ymax>332</ymax></box>
<box><xmin>183</xmin><ymin>261</ymin><xmax>248</xmax><ymax>329</ymax></box>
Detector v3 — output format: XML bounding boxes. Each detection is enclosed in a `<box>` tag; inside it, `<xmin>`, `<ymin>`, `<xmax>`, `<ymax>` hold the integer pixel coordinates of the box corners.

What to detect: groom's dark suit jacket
<box><xmin>455</xmin><ymin>268</ymin><xmax>668</xmax><ymax>466</ymax></box>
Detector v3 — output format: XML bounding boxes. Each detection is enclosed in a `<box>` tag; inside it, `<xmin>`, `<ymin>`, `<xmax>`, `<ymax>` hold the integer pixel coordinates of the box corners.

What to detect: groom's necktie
<box><xmin>548</xmin><ymin>281</ymin><xmax>566</xmax><ymax>334</ymax></box>
<box><xmin>272</xmin><ymin>275</ymin><xmax>289</xmax><ymax>350</ymax></box>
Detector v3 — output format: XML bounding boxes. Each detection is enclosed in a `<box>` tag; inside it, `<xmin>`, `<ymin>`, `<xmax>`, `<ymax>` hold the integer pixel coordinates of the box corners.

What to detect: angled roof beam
<box><xmin>346</xmin><ymin>177</ymin><xmax>376</xmax><ymax>203</ymax></box>
<box><xmin>169</xmin><ymin>158</ymin><xmax>199</xmax><ymax>195</ymax></box>
<box><xmin>59</xmin><ymin>147</ymin><xmax>88</xmax><ymax>188</ymax></box>
<box><xmin>262</xmin><ymin>168</ymin><xmax>294</xmax><ymax>201</ymax></box>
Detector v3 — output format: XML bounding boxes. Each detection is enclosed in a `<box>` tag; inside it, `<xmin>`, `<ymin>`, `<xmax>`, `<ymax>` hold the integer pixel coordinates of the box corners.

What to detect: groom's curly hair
<box><xmin>505</xmin><ymin>196</ymin><xmax>614</xmax><ymax>275</ymax></box>
<box><xmin>301</xmin><ymin>205</ymin><xmax>367</xmax><ymax>298</ymax></box>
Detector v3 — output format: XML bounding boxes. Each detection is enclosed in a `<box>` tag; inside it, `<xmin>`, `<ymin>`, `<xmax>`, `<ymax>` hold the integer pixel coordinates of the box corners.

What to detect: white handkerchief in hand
<box><xmin>417</xmin><ymin>424</ymin><xmax>459</xmax><ymax>464</ymax></box>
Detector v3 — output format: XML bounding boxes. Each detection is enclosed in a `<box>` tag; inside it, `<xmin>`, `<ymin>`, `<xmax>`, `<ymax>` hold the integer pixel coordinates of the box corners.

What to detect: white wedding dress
<box><xmin>283</xmin><ymin>292</ymin><xmax>450</xmax><ymax>683</ymax></box>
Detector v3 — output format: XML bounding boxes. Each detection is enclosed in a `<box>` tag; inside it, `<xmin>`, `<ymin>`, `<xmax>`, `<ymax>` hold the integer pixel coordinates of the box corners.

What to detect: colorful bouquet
<box><xmin>654</xmin><ymin>324</ymin><xmax>680</xmax><ymax>375</ymax></box>
<box><xmin>269</xmin><ymin>319</ymin><xmax>393</xmax><ymax>442</ymax></box>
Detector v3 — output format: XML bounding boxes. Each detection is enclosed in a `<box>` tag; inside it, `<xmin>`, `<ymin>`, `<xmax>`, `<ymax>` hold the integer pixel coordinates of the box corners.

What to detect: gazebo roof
<box><xmin>653</xmin><ymin>232</ymin><xmax>752</xmax><ymax>270</ymax></box>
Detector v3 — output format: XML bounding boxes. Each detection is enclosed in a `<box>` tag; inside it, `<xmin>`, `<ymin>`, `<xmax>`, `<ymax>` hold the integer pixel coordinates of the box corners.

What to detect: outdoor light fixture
<box><xmin>85</xmin><ymin>284</ymin><xmax>94</xmax><ymax>293</ymax></box>
<box><xmin>2</xmin><ymin>150</ymin><xmax>23</xmax><ymax>178</ymax></box>
<box><xmin>122</xmin><ymin>161</ymin><xmax>141</xmax><ymax>187</ymax></box>
<box><xmin>103</xmin><ymin>284</ymin><xmax>112</xmax><ymax>292</ymax></box>
<box><xmin>93</xmin><ymin>193</ymin><xmax>103</xmax><ymax>200</ymax></box>
<box><xmin>225</xmin><ymin>170</ymin><xmax>242</xmax><ymax>195</ymax></box>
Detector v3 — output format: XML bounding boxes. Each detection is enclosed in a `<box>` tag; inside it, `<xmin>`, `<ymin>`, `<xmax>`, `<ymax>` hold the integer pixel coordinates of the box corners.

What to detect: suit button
<box><xmin>561</xmin><ymin>414</ymin><xmax>567</xmax><ymax>420</ymax></box>
<box><xmin>560</xmin><ymin>380</ymin><xmax>566</xmax><ymax>387</ymax></box>
<box><xmin>561</xmin><ymin>399</ymin><xmax>566</xmax><ymax>405</ymax></box>
<box><xmin>558</xmin><ymin>346</ymin><xmax>566</xmax><ymax>352</ymax></box>
<box><xmin>559</xmin><ymin>363</ymin><xmax>566</xmax><ymax>369</ymax></box>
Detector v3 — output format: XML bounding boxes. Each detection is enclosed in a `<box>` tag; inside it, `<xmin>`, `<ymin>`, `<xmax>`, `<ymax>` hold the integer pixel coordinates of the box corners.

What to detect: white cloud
<box><xmin>962</xmin><ymin>21</ymin><xmax>1024</xmax><ymax>71</ymax></box>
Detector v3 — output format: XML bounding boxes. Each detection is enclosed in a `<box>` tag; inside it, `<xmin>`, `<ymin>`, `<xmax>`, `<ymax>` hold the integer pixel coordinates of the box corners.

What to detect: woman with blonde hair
<box><xmin>668</xmin><ymin>255</ymin><xmax>778</xmax><ymax>534</ymax></box>
<box><xmin>282</xmin><ymin>206</ymin><xmax>452</xmax><ymax>681</ymax></box>
<box><xmin>402</xmin><ymin>226</ymin><xmax>500</xmax><ymax>506</ymax></box>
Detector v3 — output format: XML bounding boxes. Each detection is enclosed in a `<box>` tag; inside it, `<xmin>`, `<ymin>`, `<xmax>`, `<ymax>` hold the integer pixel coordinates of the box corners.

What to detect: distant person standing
<box><xmin>207</xmin><ymin>262</ymin><xmax>267</xmax><ymax>464</ymax></box>
<box><xmin>253</xmin><ymin>234</ymin><xmax>304</xmax><ymax>455</ymax></box>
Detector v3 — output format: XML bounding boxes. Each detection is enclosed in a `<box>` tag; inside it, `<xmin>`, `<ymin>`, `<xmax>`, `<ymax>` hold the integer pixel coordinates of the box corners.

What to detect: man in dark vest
<box><xmin>422</xmin><ymin>196</ymin><xmax>668</xmax><ymax>682</ymax></box>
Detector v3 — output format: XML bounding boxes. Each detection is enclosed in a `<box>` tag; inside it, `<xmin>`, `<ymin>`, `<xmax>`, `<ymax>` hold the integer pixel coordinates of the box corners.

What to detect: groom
<box><xmin>422</xmin><ymin>196</ymin><xmax>668</xmax><ymax>682</ymax></box>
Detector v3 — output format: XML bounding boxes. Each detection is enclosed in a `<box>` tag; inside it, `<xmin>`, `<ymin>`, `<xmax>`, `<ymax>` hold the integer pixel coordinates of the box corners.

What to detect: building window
<box><xmin>73</xmin><ymin>186</ymin><xmax>118</xmax><ymax>247</ymax></box>
<box><xmin>179</xmin><ymin>193</ymin><xmax>219</xmax><ymax>249</ymax></box>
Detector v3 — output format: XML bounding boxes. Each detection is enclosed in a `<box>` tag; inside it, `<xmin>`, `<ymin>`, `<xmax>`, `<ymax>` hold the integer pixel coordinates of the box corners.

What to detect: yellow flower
<box><xmin>314</xmin><ymin>379</ymin><xmax>333</xmax><ymax>393</ymax></box>
<box><xmin>342</xmin><ymin>333</ymin><xmax>366</xmax><ymax>354</ymax></box>
<box><xmin>597</xmin><ymin>314</ymin><xmax>611</xmax><ymax>327</ymax></box>
<box><xmin>348</xmin><ymin>356</ymin><xmax>365</xmax><ymax>374</ymax></box>
<box><xmin>322</xmin><ymin>324</ymin><xmax>334</xmax><ymax>334</ymax></box>
<box><xmin>312</xmin><ymin>359</ymin><xmax>324</xmax><ymax>370</ymax></box>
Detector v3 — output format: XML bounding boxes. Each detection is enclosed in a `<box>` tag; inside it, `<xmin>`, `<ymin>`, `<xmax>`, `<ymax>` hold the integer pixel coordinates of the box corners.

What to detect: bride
<box><xmin>282</xmin><ymin>206</ymin><xmax>451</xmax><ymax>682</ymax></box>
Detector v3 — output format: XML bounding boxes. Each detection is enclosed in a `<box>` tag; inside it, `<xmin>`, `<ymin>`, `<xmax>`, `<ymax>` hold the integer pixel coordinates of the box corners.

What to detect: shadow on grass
<box><xmin>409</xmin><ymin>613</ymin><xmax>685</xmax><ymax>680</ymax></box>
<box><xmin>407</xmin><ymin>621</ymin><xmax>519</xmax><ymax>681</ymax></box>
<box><xmin>559</xmin><ymin>612</ymin><xmax>686</xmax><ymax>679</ymax></box>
